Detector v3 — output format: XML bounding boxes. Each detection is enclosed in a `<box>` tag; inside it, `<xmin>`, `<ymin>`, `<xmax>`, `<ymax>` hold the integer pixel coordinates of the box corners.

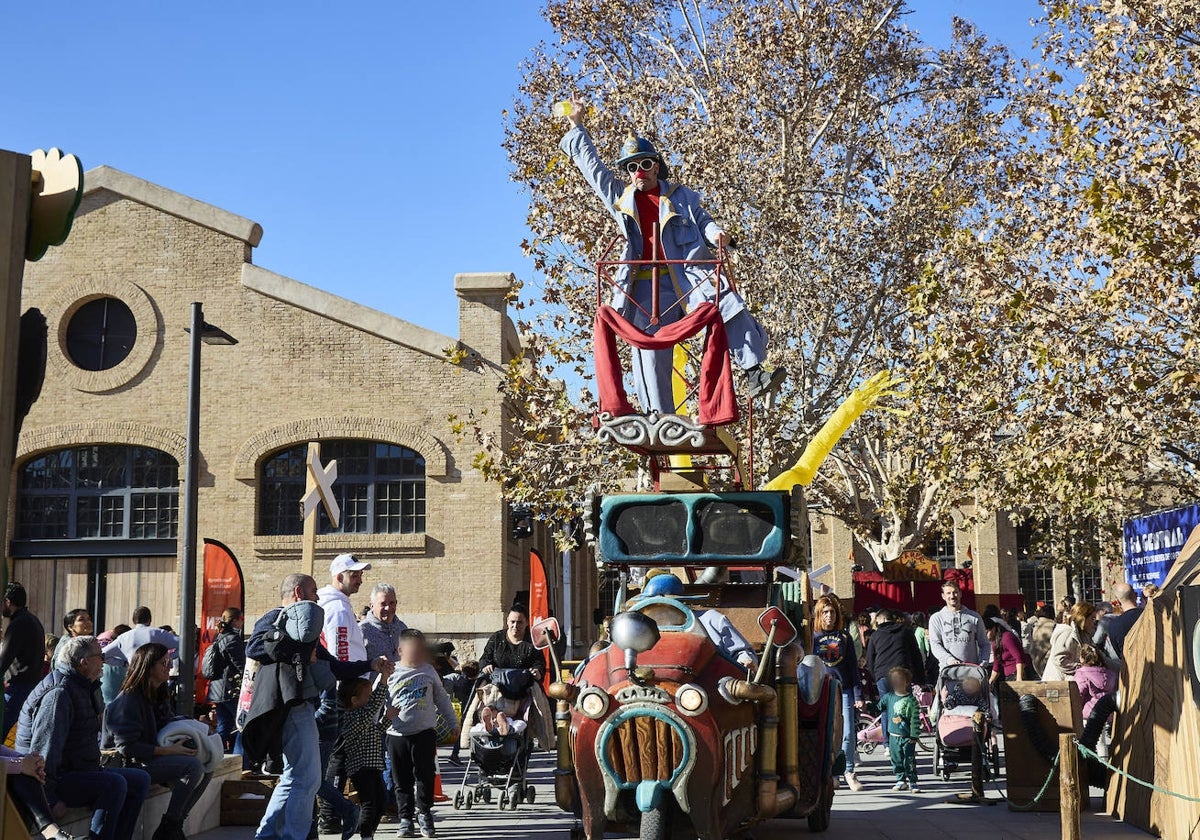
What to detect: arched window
<box><xmin>16</xmin><ymin>445</ymin><xmax>179</xmax><ymax>540</ymax></box>
<box><xmin>257</xmin><ymin>440</ymin><xmax>426</xmax><ymax>536</ymax></box>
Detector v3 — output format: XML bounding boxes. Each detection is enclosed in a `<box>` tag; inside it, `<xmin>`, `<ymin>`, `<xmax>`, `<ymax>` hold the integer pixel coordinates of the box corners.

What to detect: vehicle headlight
<box><xmin>675</xmin><ymin>683</ymin><xmax>708</xmax><ymax>716</ymax></box>
<box><xmin>578</xmin><ymin>687</ymin><xmax>610</xmax><ymax>719</ymax></box>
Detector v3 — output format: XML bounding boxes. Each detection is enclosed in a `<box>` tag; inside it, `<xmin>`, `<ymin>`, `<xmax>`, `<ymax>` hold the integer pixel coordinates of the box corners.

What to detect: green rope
<box><xmin>1005</xmin><ymin>750</ymin><xmax>1062</xmax><ymax>811</ymax></box>
<box><xmin>1075</xmin><ymin>740</ymin><xmax>1200</xmax><ymax>804</ymax></box>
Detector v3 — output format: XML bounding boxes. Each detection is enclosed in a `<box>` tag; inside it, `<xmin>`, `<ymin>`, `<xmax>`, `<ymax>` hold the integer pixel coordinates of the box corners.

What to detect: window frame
<box><xmin>256</xmin><ymin>439</ymin><xmax>427</xmax><ymax>537</ymax></box>
<box><xmin>15</xmin><ymin>445</ymin><xmax>180</xmax><ymax>541</ymax></box>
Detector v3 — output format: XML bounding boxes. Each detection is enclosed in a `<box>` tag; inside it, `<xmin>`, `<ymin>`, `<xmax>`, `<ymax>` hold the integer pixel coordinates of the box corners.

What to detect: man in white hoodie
<box><xmin>316</xmin><ymin>553</ymin><xmax>372</xmax><ymax>835</ymax></box>
<box><xmin>318</xmin><ymin>554</ymin><xmax>371</xmax><ymax>663</ymax></box>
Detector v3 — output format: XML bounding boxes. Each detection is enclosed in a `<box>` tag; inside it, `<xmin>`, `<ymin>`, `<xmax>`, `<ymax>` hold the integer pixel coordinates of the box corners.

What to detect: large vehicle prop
<box><xmin>547</xmin><ymin>243</ymin><xmax>844</xmax><ymax>839</ymax></box>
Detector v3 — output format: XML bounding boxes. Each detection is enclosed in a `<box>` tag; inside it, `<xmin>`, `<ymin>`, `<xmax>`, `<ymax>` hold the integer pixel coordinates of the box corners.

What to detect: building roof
<box><xmin>80</xmin><ymin>165</ymin><xmax>511</xmax><ymax>362</ymax></box>
<box><xmin>242</xmin><ymin>263</ymin><xmax>458</xmax><ymax>361</ymax></box>
<box><xmin>83</xmin><ymin>165</ymin><xmax>264</xmax><ymax>247</ymax></box>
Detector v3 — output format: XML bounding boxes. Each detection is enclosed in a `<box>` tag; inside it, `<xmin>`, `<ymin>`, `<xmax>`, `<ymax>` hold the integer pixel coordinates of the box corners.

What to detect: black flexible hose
<box><xmin>1079</xmin><ymin>692</ymin><xmax>1118</xmax><ymax>788</ymax></box>
<box><xmin>1018</xmin><ymin>694</ymin><xmax>1059</xmax><ymax>764</ymax></box>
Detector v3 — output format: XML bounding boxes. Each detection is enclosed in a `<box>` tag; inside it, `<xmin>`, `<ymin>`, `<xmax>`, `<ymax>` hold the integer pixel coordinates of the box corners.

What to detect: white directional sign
<box><xmin>300</xmin><ymin>446</ymin><xmax>340</xmax><ymax>528</ymax></box>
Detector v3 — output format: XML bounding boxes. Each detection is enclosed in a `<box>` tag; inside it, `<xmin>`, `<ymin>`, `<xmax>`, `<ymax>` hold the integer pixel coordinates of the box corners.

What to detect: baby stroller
<box><xmin>929</xmin><ymin>663</ymin><xmax>1001</xmax><ymax>781</ymax></box>
<box><xmin>453</xmin><ymin>668</ymin><xmax>537</xmax><ymax>811</ymax></box>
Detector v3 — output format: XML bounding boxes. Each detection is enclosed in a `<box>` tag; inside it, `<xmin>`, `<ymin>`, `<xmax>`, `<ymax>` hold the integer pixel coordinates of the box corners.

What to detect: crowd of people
<box><xmin>0</xmin><ymin>555</ymin><xmax>540</xmax><ymax>840</ymax></box>
<box><xmin>812</xmin><ymin>578</ymin><xmax>1146</xmax><ymax>794</ymax></box>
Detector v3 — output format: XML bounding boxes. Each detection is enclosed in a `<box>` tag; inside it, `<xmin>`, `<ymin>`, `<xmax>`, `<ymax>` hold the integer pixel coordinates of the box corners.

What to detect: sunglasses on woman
<box><xmin>624</xmin><ymin>158</ymin><xmax>658</xmax><ymax>174</ymax></box>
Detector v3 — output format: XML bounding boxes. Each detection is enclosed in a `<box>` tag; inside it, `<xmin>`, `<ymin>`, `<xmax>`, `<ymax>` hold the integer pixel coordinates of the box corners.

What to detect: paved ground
<box><xmin>196</xmin><ymin>744</ymin><xmax>1152</xmax><ymax>839</ymax></box>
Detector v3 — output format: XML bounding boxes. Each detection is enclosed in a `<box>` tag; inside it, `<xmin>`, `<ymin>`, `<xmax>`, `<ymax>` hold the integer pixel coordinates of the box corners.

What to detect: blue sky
<box><xmin>3</xmin><ymin>1</ymin><xmax>1043</xmax><ymax>338</ymax></box>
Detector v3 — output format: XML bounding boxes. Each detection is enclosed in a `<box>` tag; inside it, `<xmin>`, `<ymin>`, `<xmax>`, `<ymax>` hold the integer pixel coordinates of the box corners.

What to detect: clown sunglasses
<box><xmin>624</xmin><ymin>158</ymin><xmax>658</xmax><ymax>174</ymax></box>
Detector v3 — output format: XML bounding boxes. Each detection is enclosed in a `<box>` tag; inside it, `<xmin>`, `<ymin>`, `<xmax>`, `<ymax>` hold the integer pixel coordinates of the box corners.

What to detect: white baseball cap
<box><xmin>330</xmin><ymin>553</ymin><xmax>371</xmax><ymax>576</ymax></box>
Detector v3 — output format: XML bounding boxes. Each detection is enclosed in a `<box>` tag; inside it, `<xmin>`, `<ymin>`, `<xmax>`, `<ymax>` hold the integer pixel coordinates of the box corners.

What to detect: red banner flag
<box><xmin>196</xmin><ymin>539</ymin><xmax>245</xmax><ymax>706</ymax></box>
<box><xmin>529</xmin><ymin>548</ymin><xmax>552</xmax><ymax>689</ymax></box>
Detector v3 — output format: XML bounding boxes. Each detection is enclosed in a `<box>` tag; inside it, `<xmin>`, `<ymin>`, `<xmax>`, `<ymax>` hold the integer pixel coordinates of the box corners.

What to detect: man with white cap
<box><xmin>318</xmin><ymin>554</ymin><xmax>371</xmax><ymax>663</ymax></box>
<box><xmin>315</xmin><ymin>554</ymin><xmax>372</xmax><ymax>835</ymax></box>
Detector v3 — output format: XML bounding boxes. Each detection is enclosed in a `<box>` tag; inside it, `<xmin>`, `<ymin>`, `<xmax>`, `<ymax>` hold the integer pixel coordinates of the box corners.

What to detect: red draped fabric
<box><xmin>852</xmin><ymin>574</ymin><xmax>911</xmax><ymax>612</ymax></box>
<box><xmin>593</xmin><ymin>302</ymin><xmax>738</xmax><ymax>426</ymax></box>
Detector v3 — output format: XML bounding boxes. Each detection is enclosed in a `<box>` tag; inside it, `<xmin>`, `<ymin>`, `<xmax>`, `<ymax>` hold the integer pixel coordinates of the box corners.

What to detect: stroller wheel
<box><xmin>464</xmin><ymin>790</ymin><xmax>474</xmax><ymax>809</ymax></box>
<box><xmin>526</xmin><ymin>785</ymin><xmax>537</xmax><ymax>803</ymax></box>
<box><xmin>453</xmin><ymin>791</ymin><xmax>464</xmax><ymax>810</ymax></box>
<box><xmin>859</xmin><ymin>741</ymin><xmax>875</xmax><ymax>755</ymax></box>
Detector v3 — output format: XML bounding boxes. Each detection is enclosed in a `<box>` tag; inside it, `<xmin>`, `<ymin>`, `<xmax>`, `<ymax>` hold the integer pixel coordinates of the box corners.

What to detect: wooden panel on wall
<box><xmin>103</xmin><ymin>557</ymin><xmax>141</xmax><ymax>631</ymax></box>
<box><xmin>59</xmin><ymin>558</ymin><xmax>90</xmax><ymax>627</ymax></box>
<box><xmin>139</xmin><ymin>557</ymin><xmax>180</xmax><ymax>631</ymax></box>
<box><xmin>13</xmin><ymin>559</ymin><xmax>57</xmax><ymax>632</ymax></box>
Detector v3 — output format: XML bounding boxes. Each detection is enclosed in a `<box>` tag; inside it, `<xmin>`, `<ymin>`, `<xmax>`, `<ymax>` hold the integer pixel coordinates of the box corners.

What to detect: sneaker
<box><xmin>417</xmin><ymin>812</ymin><xmax>436</xmax><ymax>838</ymax></box>
<box><xmin>910</xmin><ymin>784</ymin><xmax>923</xmax><ymax>793</ymax></box>
<box><xmin>398</xmin><ymin>818</ymin><xmax>417</xmax><ymax>838</ymax></box>
<box><xmin>342</xmin><ymin>803</ymin><xmax>362</xmax><ymax>840</ymax></box>
<box><xmin>745</xmin><ymin>365</ymin><xmax>787</xmax><ymax>398</ymax></box>
<box><xmin>891</xmin><ymin>781</ymin><xmax>909</xmax><ymax>791</ymax></box>
<box><xmin>844</xmin><ymin>771</ymin><xmax>865</xmax><ymax>792</ymax></box>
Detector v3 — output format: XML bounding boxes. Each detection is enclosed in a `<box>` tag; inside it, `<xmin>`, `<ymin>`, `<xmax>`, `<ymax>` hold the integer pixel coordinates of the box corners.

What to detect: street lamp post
<box><xmin>179</xmin><ymin>301</ymin><xmax>236</xmax><ymax>716</ymax></box>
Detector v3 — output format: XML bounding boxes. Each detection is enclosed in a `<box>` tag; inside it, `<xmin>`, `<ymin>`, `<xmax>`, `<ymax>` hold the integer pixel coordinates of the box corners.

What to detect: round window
<box><xmin>65</xmin><ymin>297</ymin><xmax>137</xmax><ymax>371</ymax></box>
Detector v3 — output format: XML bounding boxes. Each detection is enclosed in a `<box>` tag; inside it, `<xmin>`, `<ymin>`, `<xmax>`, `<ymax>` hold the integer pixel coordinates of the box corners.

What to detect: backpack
<box><xmin>201</xmin><ymin>639</ymin><xmax>223</xmax><ymax>680</ymax></box>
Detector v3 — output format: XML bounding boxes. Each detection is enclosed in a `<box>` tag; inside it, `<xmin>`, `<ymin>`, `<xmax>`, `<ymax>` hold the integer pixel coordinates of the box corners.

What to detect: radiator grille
<box><xmin>604</xmin><ymin>715</ymin><xmax>685</xmax><ymax>784</ymax></box>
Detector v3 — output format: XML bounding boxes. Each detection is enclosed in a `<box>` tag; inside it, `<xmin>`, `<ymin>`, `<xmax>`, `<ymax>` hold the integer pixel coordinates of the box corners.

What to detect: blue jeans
<box><xmin>145</xmin><ymin>754</ymin><xmax>211</xmax><ymax>821</ymax></box>
<box><xmin>56</xmin><ymin>767</ymin><xmax>151</xmax><ymax>840</ymax></box>
<box><xmin>215</xmin><ymin>700</ymin><xmax>251</xmax><ymax>770</ymax></box>
<box><xmin>841</xmin><ymin>692</ymin><xmax>858</xmax><ymax>773</ymax></box>
<box><xmin>256</xmin><ymin>704</ymin><xmax>321</xmax><ymax>840</ymax></box>
<box><xmin>2</xmin><ymin>682</ymin><xmax>34</xmax><ymax>738</ymax></box>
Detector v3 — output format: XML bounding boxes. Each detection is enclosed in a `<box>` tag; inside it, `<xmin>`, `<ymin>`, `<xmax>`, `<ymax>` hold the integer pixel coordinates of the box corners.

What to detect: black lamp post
<box><xmin>178</xmin><ymin>302</ymin><xmax>236</xmax><ymax>715</ymax></box>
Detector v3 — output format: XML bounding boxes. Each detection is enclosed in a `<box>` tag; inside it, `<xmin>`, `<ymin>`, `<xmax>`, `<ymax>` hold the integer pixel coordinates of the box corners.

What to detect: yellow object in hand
<box><xmin>764</xmin><ymin>370</ymin><xmax>907</xmax><ymax>491</ymax></box>
<box><xmin>552</xmin><ymin>100</ymin><xmax>575</xmax><ymax>117</ymax></box>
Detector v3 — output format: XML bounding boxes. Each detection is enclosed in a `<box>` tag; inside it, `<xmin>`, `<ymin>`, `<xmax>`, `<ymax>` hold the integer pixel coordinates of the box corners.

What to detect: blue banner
<box><xmin>1123</xmin><ymin>504</ymin><xmax>1200</xmax><ymax>589</ymax></box>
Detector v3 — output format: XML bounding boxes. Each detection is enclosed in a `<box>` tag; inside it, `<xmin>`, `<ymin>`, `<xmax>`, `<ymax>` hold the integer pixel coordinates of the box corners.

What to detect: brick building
<box><xmin>6</xmin><ymin>165</ymin><xmax>598</xmax><ymax>658</ymax></box>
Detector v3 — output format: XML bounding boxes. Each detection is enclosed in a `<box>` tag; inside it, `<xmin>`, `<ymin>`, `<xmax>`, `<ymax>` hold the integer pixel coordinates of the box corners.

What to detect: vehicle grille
<box><xmin>604</xmin><ymin>715</ymin><xmax>685</xmax><ymax>784</ymax></box>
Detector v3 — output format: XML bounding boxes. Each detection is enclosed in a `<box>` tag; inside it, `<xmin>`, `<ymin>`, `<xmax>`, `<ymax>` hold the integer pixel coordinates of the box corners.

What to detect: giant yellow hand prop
<box><xmin>764</xmin><ymin>371</ymin><xmax>907</xmax><ymax>491</ymax></box>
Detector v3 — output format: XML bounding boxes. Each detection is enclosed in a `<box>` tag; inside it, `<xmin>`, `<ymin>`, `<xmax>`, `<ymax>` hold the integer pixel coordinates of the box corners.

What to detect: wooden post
<box><xmin>1059</xmin><ymin>732</ymin><xmax>1082</xmax><ymax>840</ymax></box>
<box><xmin>301</xmin><ymin>441</ymin><xmax>320</xmax><ymax>577</ymax></box>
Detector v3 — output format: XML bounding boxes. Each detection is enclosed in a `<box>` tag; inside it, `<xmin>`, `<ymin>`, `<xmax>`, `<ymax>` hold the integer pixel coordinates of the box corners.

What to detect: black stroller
<box><xmin>453</xmin><ymin>668</ymin><xmax>537</xmax><ymax>811</ymax></box>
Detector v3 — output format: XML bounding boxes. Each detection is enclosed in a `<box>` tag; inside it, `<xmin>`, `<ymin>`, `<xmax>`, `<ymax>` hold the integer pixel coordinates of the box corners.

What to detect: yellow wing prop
<box><xmin>764</xmin><ymin>371</ymin><xmax>907</xmax><ymax>491</ymax></box>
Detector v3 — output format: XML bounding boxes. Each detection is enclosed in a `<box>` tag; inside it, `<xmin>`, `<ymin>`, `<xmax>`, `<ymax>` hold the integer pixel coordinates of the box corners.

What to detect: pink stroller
<box><xmin>929</xmin><ymin>663</ymin><xmax>1000</xmax><ymax>780</ymax></box>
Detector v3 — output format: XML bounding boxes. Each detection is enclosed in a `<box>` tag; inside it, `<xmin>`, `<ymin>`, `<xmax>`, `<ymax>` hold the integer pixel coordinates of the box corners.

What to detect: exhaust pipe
<box><xmin>755</xmin><ymin>648</ymin><xmax>798</xmax><ymax>817</ymax></box>
<box><xmin>553</xmin><ymin>699</ymin><xmax>577</xmax><ymax>812</ymax></box>
<box><xmin>774</xmin><ymin>644</ymin><xmax>803</xmax><ymax>814</ymax></box>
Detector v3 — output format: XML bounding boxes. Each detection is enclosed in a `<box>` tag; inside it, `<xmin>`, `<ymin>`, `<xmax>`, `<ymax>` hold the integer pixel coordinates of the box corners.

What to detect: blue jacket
<box><xmin>15</xmin><ymin>664</ymin><xmax>69</xmax><ymax>752</ymax></box>
<box><xmin>28</xmin><ymin>670</ymin><xmax>104</xmax><ymax>802</ymax></box>
<box><xmin>104</xmin><ymin>689</ymin><xmax>179</xmax><ymax>763</ymax></box>
<box><xmin>560</xmin><ymin>126</ymin><xmax>744</xmax><ymax>323</ymax></box>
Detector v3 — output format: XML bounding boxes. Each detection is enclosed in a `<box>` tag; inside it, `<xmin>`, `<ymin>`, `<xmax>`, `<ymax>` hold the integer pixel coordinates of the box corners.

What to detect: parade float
<box><xmin>542</xmin><ymin>221</ymin><xmax>904</xmax><ymax>838</ymax></box>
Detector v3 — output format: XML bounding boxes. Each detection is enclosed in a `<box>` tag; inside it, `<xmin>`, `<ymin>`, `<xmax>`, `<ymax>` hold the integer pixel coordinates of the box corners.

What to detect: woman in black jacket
<box><xmin>205</xmin><ymin>607</ymin><xmax>245</xmax><ymax>754</ymax></box>
<box><xmin>105</xmin><ymin>643</ymin><xmax>211</xmax><ymax>840</ymax></box>
<box><xmin>864</xmin><ymin>609</ymin><xmax>926</xmax><ymax>698</ymax></box>
<box><xmin>479</xmin><ymin>605</ymin><xmax>544</xmax><ymax>680</ymax></box>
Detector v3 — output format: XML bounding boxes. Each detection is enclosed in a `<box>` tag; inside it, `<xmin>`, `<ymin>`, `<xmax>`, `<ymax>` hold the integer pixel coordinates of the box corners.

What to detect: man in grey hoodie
<box><xmin>386</xmin><ymin>629</ymin><xmax>457</xmax><ymax>838</ymax></box>
<box><xmin>360</xmin><ymin>583</ymin><xmax>408</xmax><ymax>663</ymax></box>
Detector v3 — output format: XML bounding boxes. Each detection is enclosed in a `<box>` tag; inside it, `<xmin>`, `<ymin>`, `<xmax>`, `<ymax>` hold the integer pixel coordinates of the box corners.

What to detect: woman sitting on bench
<box><xmin>104</xmin><ymin>643</ymin><xmax>212</xmax><ymax>840</ymax></box>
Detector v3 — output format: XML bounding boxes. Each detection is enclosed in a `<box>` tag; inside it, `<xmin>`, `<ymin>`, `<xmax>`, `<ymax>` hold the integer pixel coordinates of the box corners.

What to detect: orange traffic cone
<box><xmin>433</xmin><ymin>756</ymin><xmax>449</xmax><ymax>802</ymax></box>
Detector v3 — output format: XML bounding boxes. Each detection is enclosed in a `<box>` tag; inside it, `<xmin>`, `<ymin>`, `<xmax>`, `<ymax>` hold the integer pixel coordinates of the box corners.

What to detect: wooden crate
<box><xmin>221</xmin><ymin>778</ymin><xmax>276</xmax><ymax>826</ymax></box>
<box><xmin>997</xmin><ymin>680</ymin><xmax>1084</xmax><ymax>813</ymax></box>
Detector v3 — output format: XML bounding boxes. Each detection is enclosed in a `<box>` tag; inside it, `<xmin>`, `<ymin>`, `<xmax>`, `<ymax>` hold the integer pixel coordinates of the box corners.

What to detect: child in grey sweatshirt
<box><xmin>386</xmin><ymin>629</ymin><xmax>458</xmax><ymax>838</ymax></box>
